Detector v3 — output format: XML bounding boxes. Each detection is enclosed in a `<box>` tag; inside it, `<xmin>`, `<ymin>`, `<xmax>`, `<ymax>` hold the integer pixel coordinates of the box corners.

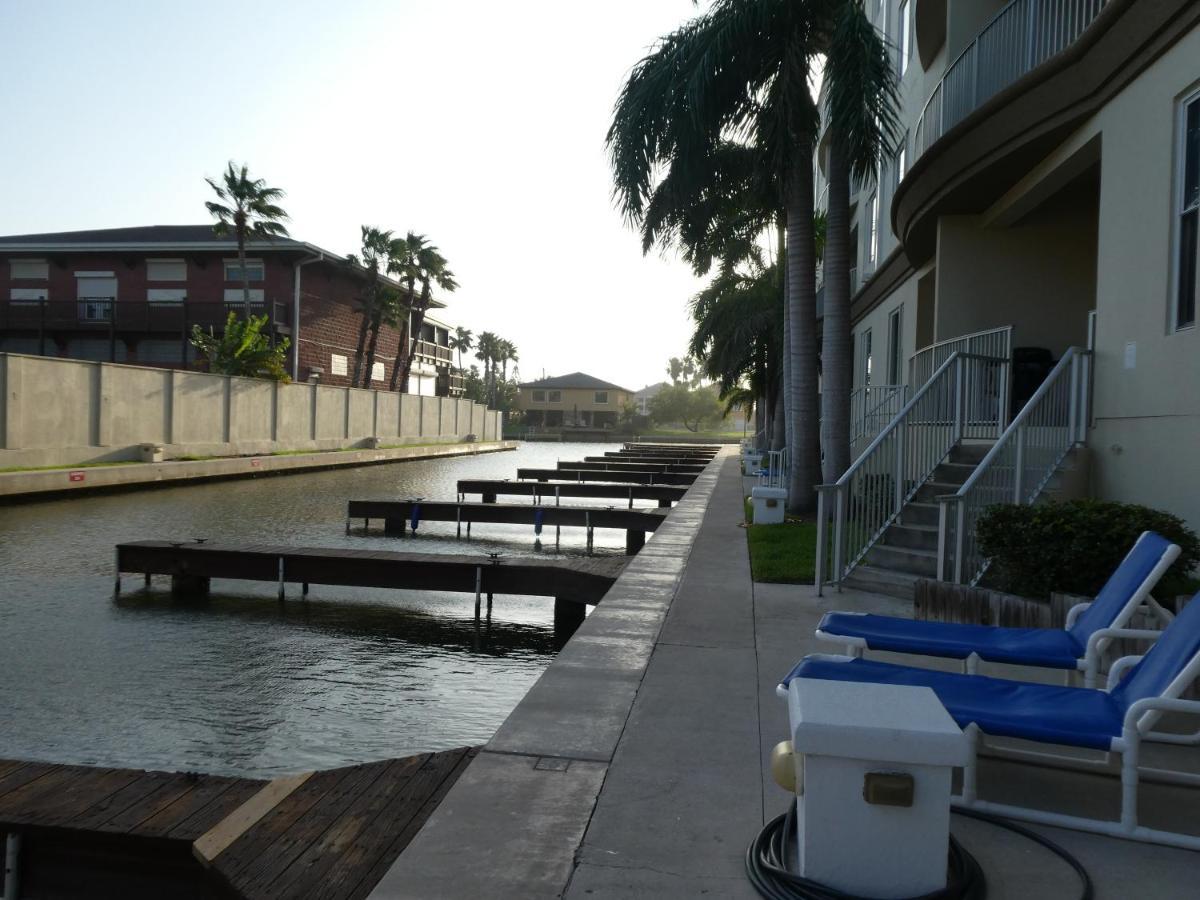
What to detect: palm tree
<box><xmin>608</xmin><ymin>0</ymin><xmax>823</xmax><ymax>512</ymax></box>
<box><xmin>389</xmin><ymin>236</ymin><xmax>459</xmax><ymax>393</ymax></box>
<box><xmin>821</xmin><ymin>2</ymin><xmax>900</xmax><ymax>482</ymax></box>
<box><xmin>475</xmin><ymin>332</ymin><xmax>499</xmax><ymax>407</ymax></box>
<box><xmin>450</xmin><ymin>327</ymin><xmax>474</xmax><ymax>374</ymax></box>
<box><xmin>387</xmin><ymin>232</ymin><xmax>428</xmax><ymax>392</ymax></box>
<box><xmin>344</xmin><ymin>226</ymin><xmax>394</xmax><ymax>388</ymax></box>
<box><xmin>205</xmin><ymin>162</ymin><xmax>290</xmax><ymax>318</ymax></box>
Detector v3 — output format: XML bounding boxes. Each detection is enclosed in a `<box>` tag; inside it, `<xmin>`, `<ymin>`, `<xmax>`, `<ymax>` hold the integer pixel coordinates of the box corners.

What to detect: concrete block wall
<box><xmin>0</xmin><ymin>352</ymin><xmax>499</xmax><ymax>468</ymax></box>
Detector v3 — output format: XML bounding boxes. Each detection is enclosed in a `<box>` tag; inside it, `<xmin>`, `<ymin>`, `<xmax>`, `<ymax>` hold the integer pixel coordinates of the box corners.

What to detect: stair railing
<box><xmin>937</xmin><ymin>346</ymin><xmax>1093</xmax><ymax>585</ymax></box>
<box><xmin>759</xmin><ymin>446</ymin><xmax>788</xmax><ymax>490</ymax></box>
<box><xmin>908</xmin><ymin>325</ymin><xmax>1013</xmax><ymax>390</ymax></box>
<box><xmin>850</xmin><ymin>384</ymin><xmax>909</xmax><ymax>458</ymax></box>
<box><xmin>816</xmin><ymin>352</ymin><xmax>1009</xmax><ymax>594</ymax></box>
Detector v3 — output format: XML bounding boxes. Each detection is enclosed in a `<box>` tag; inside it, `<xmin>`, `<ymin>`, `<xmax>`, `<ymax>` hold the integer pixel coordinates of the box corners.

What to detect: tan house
<box><xmin>517</xmin><ymin>372</ymin><xmax>633</xmax><ymax>429</ymax></box>
<box><xmin>811</xmin><ymin>1</ymin><xmax>1200</xmax><ymax>594</ymax></box>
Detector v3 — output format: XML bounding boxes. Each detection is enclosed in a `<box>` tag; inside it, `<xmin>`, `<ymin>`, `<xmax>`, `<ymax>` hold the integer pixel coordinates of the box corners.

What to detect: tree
<box><xmin>346</xmin><ymin>226</ymin><xmax>395</xmax><ymax>389</ymax></box>
<box><xmin>608</xmin><ymin>0</ymin><xmax>824</xmax><ymax>512</ymax></box>
<box><xmin>205</xmin><ymin>162</ymin><xmax>290</xmax><ymax>318</ymax></box>
<box><xmin>191</xmin><ymin>313</ymin><xmax>290</xmax><ymax>381</ymax></box>
<box><xmin>821</xmin><ymin>2</ymin><xmax>900</xmax><ymax>482</ymax></box>
<box><xmin>450</xmin><ymin>326</ymin><xmax>474</xmax><ymax>373</ymax></box>
<box><xmin>390</xmin><ymin>236</ymin><xmax>459</xmax><ymax>392</ymax></box>
<box><xmin>386</xmin><ymin>232</ymin><xmax>428</xmax><ymax>392</ymax></box>
<box><xmin>475</xmin><ymin>332</ymin><xmax>499</xmax><ymax>407</ymax></box>
<box><xmin>648</xmin><ymin>381</ymin><xmax>724</xmax><ymax>433</ymax></box>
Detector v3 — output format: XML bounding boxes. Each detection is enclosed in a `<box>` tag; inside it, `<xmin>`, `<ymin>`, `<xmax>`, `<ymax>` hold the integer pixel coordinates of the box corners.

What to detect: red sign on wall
<box><xmin>250</xmin><ymin>458</ymin><xmax>262</xmax><ymax>467</ymax></box>
<box><xmin>68</xmin><ymin>471</ymin><xmax>86</xmax><ymax>483</ymax></box>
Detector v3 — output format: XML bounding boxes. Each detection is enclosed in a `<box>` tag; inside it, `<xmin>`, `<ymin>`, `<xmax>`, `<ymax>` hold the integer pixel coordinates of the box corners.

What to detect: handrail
<box><xmin>850</xmin><ymin>384</ymin><xmax>908</xmax><ymax>456</ymax></box>
<box><xmin>815</xmin><ymin>351</ymin><xmax>1009</xmax><ymax>592</ymax></box>
<box><xmin>938</xmin><ymin>346</ymin><xmax>1092</xmax><ymax>584</ymax></box>
<box><xmin>913</xmin><ymin>0</ymin><xmax>1109</xmax><ymax>160</ymax></box>
<box><xmin>908</xmin><ymin>324</ymin><xmax>1012</xmax><ymax>390</ymax></box>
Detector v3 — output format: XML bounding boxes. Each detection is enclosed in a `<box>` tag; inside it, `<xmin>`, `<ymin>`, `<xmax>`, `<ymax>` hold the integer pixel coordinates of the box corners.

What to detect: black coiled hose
<box><xmin>746</xmin><ymin>804</ymin><xmax>1093</xmax><ymax>900</ymax></box>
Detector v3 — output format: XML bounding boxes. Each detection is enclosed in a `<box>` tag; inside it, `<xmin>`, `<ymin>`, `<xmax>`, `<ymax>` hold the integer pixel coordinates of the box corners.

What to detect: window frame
<box><xmin>898</xmin><ymin>0</ymin><xmax>912</xmax><ymax>77</ymax></box>
<box><xmin>887</xmin><ymin>306</ymin><xmax>904</xmax><ymax>385</ymax></box>
<box><xmin>10</xmin><ymin>259</ymin><xmax>49</xmax><ymax>280</ymax></box>
<box><xmin>867</xmin><ymin>191</ymin><xmax>880</xmax><ymax>268</ymax></box>
<box><xmin>532</xmin><ymin>390</ymin><xmax>546</xmax><ymax>402</ymax></box>
<box><xmin>547</xmin><ymin>390</ymin><xmax>562</xmax><ymax>403</ymax></box>
<box><xmin>146</xmin><ymin>258</ymin><xmax>187</xmax><ymax>281</ymax></box>
<box><xmin>1173</xmin><ymin>88</ymin><xmax>1200</xmax><ymax>331</ymax></box>
<box><xmin>9</xmin><ymin>287</ymin><xmax>47</xmax><ymax>305</ymax></box>
<box><xmin>594</xmin><ymin>391</ymin><xmax>609</xmax><ymax>404</ymax></box>
<box><xmin>893</xmin><ymin>135</ymin><xmax>908</xmax><ymax>192</ymax></box>
<box><xmin>861</xmin><ymin>327</ymin><xmax>874</xmax><ymax>387</ymax></box>
<box><xmin>223</xmin><ymin>258</ymin><xmax>266</xmax><ymax>282</ymax></box>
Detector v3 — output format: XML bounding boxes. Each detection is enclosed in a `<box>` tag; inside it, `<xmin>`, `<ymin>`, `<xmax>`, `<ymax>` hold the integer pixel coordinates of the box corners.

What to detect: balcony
<box><xmin>0</xmin><ymin>298</ymin><xmax>292</xmax><ymax>335</ymax></box>
<box><xmin>413</xmin><ymin>339</ymin><xmax>453</xmax><ymax>366</ymax></box>
<box><xmin>914</xmin><ymin>0</ymin><xmax>1109</xmax><ymax>158</ymax></box>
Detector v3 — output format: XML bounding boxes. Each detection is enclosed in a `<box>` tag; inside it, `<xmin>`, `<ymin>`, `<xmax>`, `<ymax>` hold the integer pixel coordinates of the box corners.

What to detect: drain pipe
<box><xmin>292</xmin><ymin>250</ymin><xmax>324</xmax><ymax>381</ymax></box>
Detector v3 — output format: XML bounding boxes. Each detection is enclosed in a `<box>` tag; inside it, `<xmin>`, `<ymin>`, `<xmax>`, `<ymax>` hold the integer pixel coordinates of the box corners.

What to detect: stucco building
<box><xmin>517</xmin><ymin>373</ymin><xmax>634</xmax><ymax>429</ymax></box>
<box><xmin>0</xmin><ymin>226</ymin><xmax>461</xmax><ymax>396</ymax></box>
<box><xmin>815</xmin><ymin>0</ymin><xmax>1200</xmax><ymax>590</ymax></box>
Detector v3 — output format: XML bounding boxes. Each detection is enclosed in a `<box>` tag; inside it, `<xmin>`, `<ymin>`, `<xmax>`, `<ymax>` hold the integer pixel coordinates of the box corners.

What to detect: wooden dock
<box><xmin>456</xmin><ymin>479</ymin><xmax>687</xmax><ymax>507</ymax></box>
<box><xmin>0</xmin><ymin>749</ymin><xmax>475</xmax><ymax>900</ymax></box>
<box><xmin>563</xmin><ymin>460</ymin><xmax>706</xmax><ymax>474</ymax></box>
<box><xmin>346</xmin><ymin>500</ymin><xmax>666</xmax><ymax>552</ymax></box>
<box><xmin>115</xmin><ymin>541</ymin><xmax>624</xmax><ymax>609</ymax></box>
<box><xmin>514</xmin><ymin>467</ymin><xmax>697</xmax><ymax>485</ymax></box>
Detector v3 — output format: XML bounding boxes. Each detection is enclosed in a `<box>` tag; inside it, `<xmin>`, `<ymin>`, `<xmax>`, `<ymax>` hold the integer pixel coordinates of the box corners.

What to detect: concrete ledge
<box><xmin>0</xmin><ymin>441</ymin><xmax>517</xmax><ymax>502</ymax></box>
<box><xmin>367</xmin><ymin>450</ymin><xmax>726</xmax><ymax>900</ymax></box>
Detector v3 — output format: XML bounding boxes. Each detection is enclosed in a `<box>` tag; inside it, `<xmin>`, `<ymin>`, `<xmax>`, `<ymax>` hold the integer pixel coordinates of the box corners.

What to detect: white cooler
<box><xmin>776</xmin><ymin>678</ymin><xmax>969</xmax><ymax>898</ymax></box>
<box><xmin>750</xmin><ymin>486</ymin><xmax>787</xmax><ymax>524</ymax></box>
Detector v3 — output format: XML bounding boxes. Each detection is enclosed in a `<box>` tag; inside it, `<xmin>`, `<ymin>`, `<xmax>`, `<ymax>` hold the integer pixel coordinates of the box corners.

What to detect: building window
<box><xmin>223</xmin><ymin>259</ymin><xmax>265</xmax><ymax>282</ymax></box>
<box><xmin>867</xmin><ymin>191</ymin><xmax>879</xmax><ymax>268</ymax></box>
<box><xmin>9</xmin><ymin>288</ymin><xmax>47</xmax><ymax>304</ymax></box>
<box><xmin>223</xmin><ymin>288</ymin><xmax>265</xmax><ymax>307</ymax></box>
<box><xmin>893</xmin><ymin>136</ymin><xmax>907</xmax><ymax>191</ymax></box>
<box><xmin>10</xmin><ymin>259</ymin><xmax>48</xmax><ymax>280</ymax></box>
<box><xmin>887</xmin><ymin>306</ymin><xmax>903</xmax><ymax>385</ymax></box>
<box><xmin>594</xmin><ymin>391</ymin><xmax>609</xmax><ymax>404</ymax></box>
<box><xmin>148</xmin><ymin>288</ymin><xmax>186</xmax><ymax>305</ymax></box>
<box><xmin>1176</xmin><ymin>91</ymin><xmax>1200</xmax><ymax>329</ymax></box>
<box><xmin>532</xmin><ymin>390</ymin><xmax>546</xmax><ymax>402</ymax></box>
<box><xmin>898</xmin><ymin>0</ymin><xmax>912</xmax><ymax>77</ymax></box>
<box><xmin>861</xmin><ymin>328</ymin><xmax>873</xmax><ymax>387</ymax></box>
<box><xmin>547</xmin><ymin>390</ymin><xmax>562</xmax><ymax>403</ymax></box>
<box><xmin>147</xmin><ymin>259</ymin><xmax>187</xmax><ymax>281</ymax></box>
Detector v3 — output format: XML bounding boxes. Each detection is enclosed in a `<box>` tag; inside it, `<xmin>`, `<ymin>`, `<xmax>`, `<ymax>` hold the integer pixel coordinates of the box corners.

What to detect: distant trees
<box><xmin>191</xmin><ymin>313</ymin><xmax>290</xmax><ymax>381</ymax></box>
<box><xmin>205</xmin><ymin>162</ymin><xmax>290</xmax><ymax>318</ymax></box>
<box><xmin>345</xmin><ymin>226</ymin><xmax>395</xmax><ymax>388</ymax></box>
<box><xmin>647</xmin><ymin>356</ymin><xmax>725</xmax><ymax>433</ymax></box>
<box><xmin>450</xmin><ymin>327</ymin><xmax>474</xmax><ymax>373</ymax></box>
<box><xmin>390</xmin><ymin>234</ymin><xmax>458</xmax><ymax>393</ymax></box>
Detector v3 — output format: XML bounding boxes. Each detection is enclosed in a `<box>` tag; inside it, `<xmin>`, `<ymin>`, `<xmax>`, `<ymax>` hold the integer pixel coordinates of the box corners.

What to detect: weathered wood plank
<box><xmin>194</xmin><ymin>771</ymin><xmax>314</xmax><ymax>866</ymax></box>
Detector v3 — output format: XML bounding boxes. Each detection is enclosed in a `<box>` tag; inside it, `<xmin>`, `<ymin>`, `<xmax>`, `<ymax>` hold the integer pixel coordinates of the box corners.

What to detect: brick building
<box><xmin>0</xmin><ymin>225</ymin><xmax>460</xmax><ymax>395</ymax></box>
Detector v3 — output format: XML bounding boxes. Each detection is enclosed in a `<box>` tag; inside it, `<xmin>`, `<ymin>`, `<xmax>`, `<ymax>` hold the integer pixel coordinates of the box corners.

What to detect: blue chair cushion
<box><xmin>819</xmin><ymin>612</ymin><xmax>1085</xmax><ymax>669</ymax></box>
<box><xmin>782</xmin><ymin>657</ymin><xmax>1124</xmax><ymax>751</ymax></box>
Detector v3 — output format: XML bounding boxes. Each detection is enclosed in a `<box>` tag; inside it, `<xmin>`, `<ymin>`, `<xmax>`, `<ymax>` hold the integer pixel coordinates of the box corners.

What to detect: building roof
<box><xmin>635</xmin><ymin>381</ymin><xmax>668</xmax><ymax>399</ymax></box>
<box><xmin>0</xmin><ymin>225</ymin><xmax>445</xmax><ymax>308</ymax></box>
<box><xmin>519</xmin><ymin>372</ymin><xmax>633</xmax><ymax>393</ymax></box>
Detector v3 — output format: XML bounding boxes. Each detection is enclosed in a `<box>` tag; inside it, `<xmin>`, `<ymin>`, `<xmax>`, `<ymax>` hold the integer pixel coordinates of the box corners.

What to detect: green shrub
<box><xmin>977</xmin><ymin>499</ymin><xmax>1200</xmax><ymax>600</ymax></box>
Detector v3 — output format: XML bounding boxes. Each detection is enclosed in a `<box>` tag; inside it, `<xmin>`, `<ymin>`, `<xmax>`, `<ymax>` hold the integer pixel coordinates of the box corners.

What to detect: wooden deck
<box><xmin>116</xmin><ymin>542</ymin><xmax>626</xmax><ymax>605</ymax></box>
<box><xmin>346</xmin><ymin>500</ymin><xmax>666</xmax><ymax>533</ymax></box>
<box><xmin>0</xmin><ymin>749</ymin><xmax>475</xmax><ymax>900</ymax></box>
<box><xmin>514</xmin><ymin>467</ymin><xmax>697</xmax><ymax>486</ymax></box>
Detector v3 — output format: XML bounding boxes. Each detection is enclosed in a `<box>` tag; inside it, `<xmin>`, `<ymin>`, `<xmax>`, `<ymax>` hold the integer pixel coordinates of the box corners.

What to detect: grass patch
<box><xmin>0</xmin><ymin>460</ymin><xmax>142</xmax><ymax>474</ymax></box>
<box><xmin>744</xmin><ymin>495</ymin><xmax>818</xmax><ymax>584</ymax></box>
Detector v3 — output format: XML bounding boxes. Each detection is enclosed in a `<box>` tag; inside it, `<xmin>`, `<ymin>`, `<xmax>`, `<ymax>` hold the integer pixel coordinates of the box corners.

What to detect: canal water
<box><xmin>0</xmin><ymin>442</ymin><xmax>642</xmax><ymax>777</ymax></box>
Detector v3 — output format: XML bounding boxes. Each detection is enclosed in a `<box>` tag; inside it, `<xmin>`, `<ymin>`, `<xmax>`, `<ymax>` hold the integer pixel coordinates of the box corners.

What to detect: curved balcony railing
<box><xmin>914</xmin><ymin>0</ymin><xmax>1108</xmax><ymax>158</ymax></box>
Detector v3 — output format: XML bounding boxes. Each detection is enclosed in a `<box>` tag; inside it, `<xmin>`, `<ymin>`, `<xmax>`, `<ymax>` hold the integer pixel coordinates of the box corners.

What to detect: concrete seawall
<box><xmin>0</xmin><ymin>440</ymin><xmax>517</xmax><ymax>501</ymax></box>
<box><xmin>0</xmin><ymin>352</ymin><xmax>503</xmax><ymax>468</ymax></box>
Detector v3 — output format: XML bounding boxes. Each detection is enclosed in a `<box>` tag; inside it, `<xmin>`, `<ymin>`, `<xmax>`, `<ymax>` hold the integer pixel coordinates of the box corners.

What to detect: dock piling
<box><xmin>625</xmin><ymin>529</ymin><xmax>645</xmax><ymax>554</ymax></box>
<box><xmin>474</xmin><ymin>566</ymin><xmax>482</xmax><ymax>617</ymax></box>
<box><xmin>113</xmin><ymin>548</ymin><xmax>121</xmax><ymax>596</ymax></box>
<box><xmin>5</xmin><ymin>831</ymin><xmax>21</xmax><ymax>900</ymax></box>
<box><xmin>384</xmin><ymin>517</ymin><xmax>406</xmax><ymax>537</ymax></box>
<box><xmin>554</xmin><ymin>597</ymin><xmax>586</xmax><ymax>638</ymax></box>
<box><xmin>277</xmin><ymin>557</ymin><xmax>285</xmax><ymax>601</ymax></box>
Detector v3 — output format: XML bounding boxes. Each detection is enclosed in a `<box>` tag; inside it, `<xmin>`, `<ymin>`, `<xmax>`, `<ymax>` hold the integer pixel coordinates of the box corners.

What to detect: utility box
<box><xmin>751</xmin><ymin>486</ymin><xmax>787</xmax><ymax>524</ymax></box>
<box><xmin>138</xmin><ymin>443</ymin><xmax>164</xmax><ymax>463</ymax></box>
<box><xmin>742</xmin><ymin>449</ymin><xmax>763</xmax><ymax>472</ymax></box>
<box><xmin>778</xmin><ymin>679</ymin><xmax>968</xmax><ymax>899</ymax></box>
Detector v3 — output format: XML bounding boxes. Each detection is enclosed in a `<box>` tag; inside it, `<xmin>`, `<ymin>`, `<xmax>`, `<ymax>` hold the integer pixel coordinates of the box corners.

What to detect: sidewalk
<box><xmin>377</xmin><ymin>452</ymin><xmax>1200</xmax><ymax>898</ymax></box>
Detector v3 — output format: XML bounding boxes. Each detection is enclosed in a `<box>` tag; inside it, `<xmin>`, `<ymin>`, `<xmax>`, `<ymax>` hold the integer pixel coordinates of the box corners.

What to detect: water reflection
<box><xmin>0</xmin><ymin>442</ymin><xmax>624</xmax><ymax>777</ymax></box>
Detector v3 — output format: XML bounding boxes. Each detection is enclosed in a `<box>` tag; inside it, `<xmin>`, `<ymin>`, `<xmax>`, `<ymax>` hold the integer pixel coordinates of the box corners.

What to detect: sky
<box><xmin>0</xmin><ymin>0</ymin><xmax>715</xmax><ymax>392</ymax></box>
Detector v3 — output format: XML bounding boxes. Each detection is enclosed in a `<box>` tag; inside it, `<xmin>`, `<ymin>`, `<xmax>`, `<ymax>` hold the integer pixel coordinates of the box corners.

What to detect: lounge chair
<box><xmin>817</xmin><ymin>531</ymin><xmax>1180</xmax><ymax>686</ymax></box>
<box><xmin>779</xmin><ymin>590</ymin><xmax>1200</xmax><ymax>849</ymax></box>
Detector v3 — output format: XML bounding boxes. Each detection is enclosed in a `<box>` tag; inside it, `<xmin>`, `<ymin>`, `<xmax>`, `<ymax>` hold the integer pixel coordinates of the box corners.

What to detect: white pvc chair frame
<box><xmin>816</xmin><ymin>538</ymin><xmax>1180</xmax><ymax>689</ymax></box>
<box><xmin>781</xmin><ymin>648</ymin><xmax>1200</xmax><ymax>851</ymax></box>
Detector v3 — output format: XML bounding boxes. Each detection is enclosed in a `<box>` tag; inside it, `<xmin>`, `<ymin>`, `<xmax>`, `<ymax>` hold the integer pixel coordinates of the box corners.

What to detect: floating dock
<box><xmin>0</xmin><ymin>749</ymin><xmax>475</xmax><ymax>900</ymax></box>
<box><xmin>562</xmin><ymin>460</ymin><xmax>706</xmax><ymax>474</ymax></box>
<box><xmin>514</xmin><ymin>468</ymin><xmax>697</xmax><ymax>486</ymax></box>
<box><xmin>455</xmin><ymin>479</ymin><xmax>687</xmax><ymax>507</ymax></box>
<box><xmin>346</xmin><ymin>500</ymin><xmax>666</xmax><ymax>553</ymax></box>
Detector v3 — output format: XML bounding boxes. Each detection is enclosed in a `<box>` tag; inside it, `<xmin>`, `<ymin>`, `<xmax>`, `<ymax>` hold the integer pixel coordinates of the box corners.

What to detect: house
<box><xmin>517</xmin><ymin>373</ymin><xmax>634</xmax><ymax>429</ymax></box>
<box><xmin>814</xmin><ymin>1</ymin><xmax>1200</xmax><ymax>592</ymax></box>
<box><xmin>633</xmin><ymin>381</ymin><xmax>668</xmax><ymax>416</ymax></box>
<box><xmin>0</xmin><ymin>225</ymin><xmax>462</xmax><ymax>396</ymax></box>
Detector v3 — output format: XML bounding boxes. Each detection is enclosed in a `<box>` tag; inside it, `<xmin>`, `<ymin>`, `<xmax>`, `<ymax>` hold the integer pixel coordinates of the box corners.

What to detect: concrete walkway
<box><xmin>375</xmin><ymin>451</ymin><xmax>1200</xmax><ymax>898</ymax></box>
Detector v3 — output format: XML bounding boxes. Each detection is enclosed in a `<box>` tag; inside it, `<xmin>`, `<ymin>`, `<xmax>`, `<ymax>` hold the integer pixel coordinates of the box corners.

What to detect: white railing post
<box><xmin>894</xmin><ymin>421</ymin><xmax>905</xmax><ymax>512</ymax></box>
<box><xmin>815</xmin><ymin>488</ymin><xmax>827</xmax><ymax>595</ymax></box>
<box><xmin>1068</xmin><ymin>350</ymin><xmax>1081</xmax><ymax>445</ymax></box>
<box><xmin>953</xmin><ymin>499</ymin><xmax>966</xmax><ymax>584</ymax></box>
<box><xmin>1012</xmin><ymin>426</ymin><xmax>1026</xmax><ymax>503</ymax></box>
<box><xmin>937</xmin><ymin>498</ymin><xmax>950</xmax><ymax>581</ymax></box>
<box><xmin>832</xmin><ymin>487</ymin><xmax>846</xmax><ymax>587</ymax></box>
<box><xmin>953</xmin><ymin>356</ymin><xmax>965</xmax><ymax>442</ymax></box>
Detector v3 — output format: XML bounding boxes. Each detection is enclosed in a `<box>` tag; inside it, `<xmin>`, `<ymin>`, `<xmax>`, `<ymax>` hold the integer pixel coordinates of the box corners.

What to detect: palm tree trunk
<box><xmin>398</xmin><ymin>288</ymin><xmax>430</xmax><ymax>394</ymax></box>
<box><xmin>387</xmin><ymin>320</ymin><xmax>408</xmax><ymax>392</ymax></box>
<box><xmin>785</xmin><ymin>151</ymin><xmax>822</xmax><ymax>515</ymax></box>
<box><xmin>351</xmin><ymin>286</ymin><xmax>372</xmax><ymax>387</ymax></box>
<box><xmin>778</xmin><ymin>218</ymin><xmax>792</xmax><ymax>455</ymax></box>
<box><xmin>822</xmin><ymin>136</ymin><xmax>853</xmax><ymax>484</ymax></box>
<box><xmin>363</xmin><ymin>309</ymin><xmax>383</xmax><ymax>388</ymax></box>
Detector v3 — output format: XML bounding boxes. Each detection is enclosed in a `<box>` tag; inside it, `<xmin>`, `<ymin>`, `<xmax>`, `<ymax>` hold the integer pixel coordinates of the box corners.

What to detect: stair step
<box><xmin>882</xmin><ymin>522</ymin><xmax>939</xmax><ymax>552</ymax></box>
<box><xmin>842</xmin><ymin>565</ymin><xmax>922</xmax><ymax>602</ymax></box>
<box><xmin>901</xmin><ymin>502</ymin><xmax>940</xmax><ymax>527</ymax></box>
<box><xmin>866</xmin><ymin>543</ymin><xmax>939</xmax><ymax>578</ymax></box>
